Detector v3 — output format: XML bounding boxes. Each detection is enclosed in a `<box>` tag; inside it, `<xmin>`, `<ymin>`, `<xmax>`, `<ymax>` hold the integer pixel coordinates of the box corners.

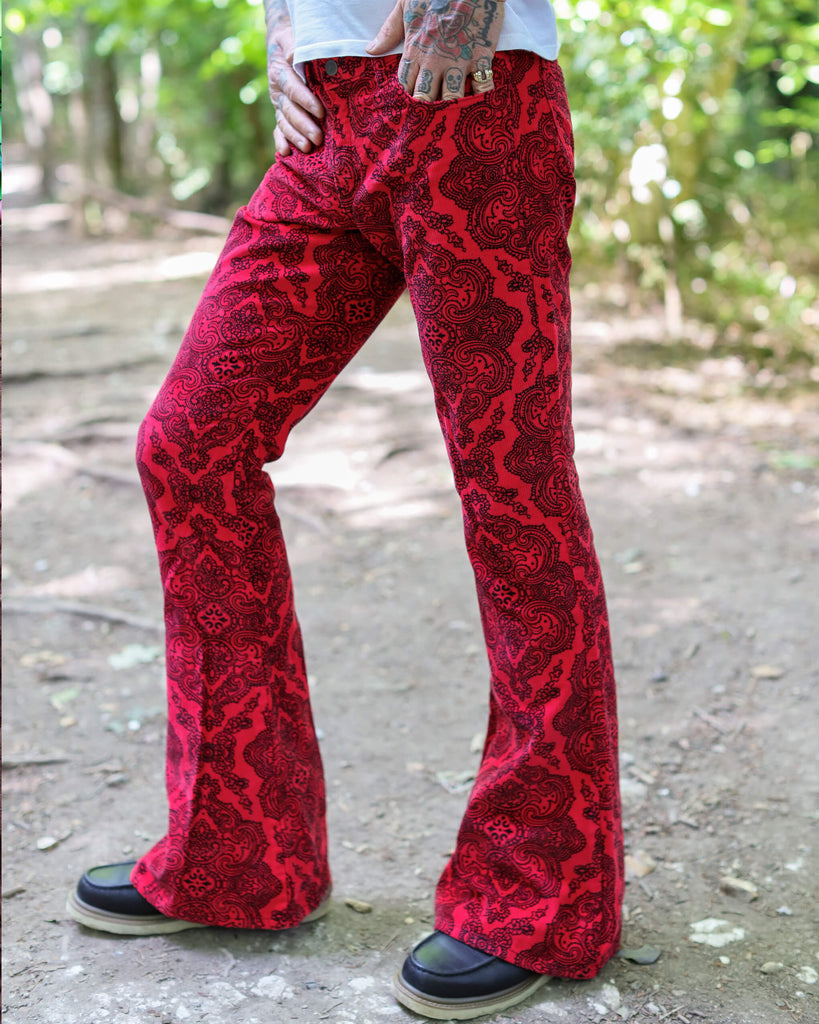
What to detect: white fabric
<box><xmin>284</xmin><ymin>0</ymin><xmax>559</xmax><ymax>71</ymax></box>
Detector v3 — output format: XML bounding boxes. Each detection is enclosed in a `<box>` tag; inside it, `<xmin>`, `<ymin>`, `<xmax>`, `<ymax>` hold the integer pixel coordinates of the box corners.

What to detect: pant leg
<box><xmin>132</xmin><ymin>151</ymin><xmax>405</xmax><ymax>928</ymax></box>
<box><xmin>388</xmin><ymin>54</ymin><xmax>624</xmax><ymax>978</ymax></box>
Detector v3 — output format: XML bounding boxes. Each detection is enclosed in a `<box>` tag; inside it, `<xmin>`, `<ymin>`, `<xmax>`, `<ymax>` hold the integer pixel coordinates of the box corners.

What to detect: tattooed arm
<box><xmin>264</xmin><ymin>0</ymin><xmax>324</xmax><ymax>154</ymax></box>
<box><xmin>367</xmin><ymin>0</ymin><xmax>505</xmax><ymax>102</ymax></box>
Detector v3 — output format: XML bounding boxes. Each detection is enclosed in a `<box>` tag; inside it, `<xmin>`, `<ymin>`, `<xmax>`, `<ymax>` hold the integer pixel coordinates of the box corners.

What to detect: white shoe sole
<box><xmin>65</xmin><ymin>890</ymin><xmax>207</xmax><ymax>935</ymax></box>
<box><xmin>66</xmin><ymin>890</ymin><xmax>331</xmax><ymax>936</ymax></box>
<box><xmin>392</xmin><ymin>969</ymin><xmax>549</xmax><ymax>1020</ymax></box>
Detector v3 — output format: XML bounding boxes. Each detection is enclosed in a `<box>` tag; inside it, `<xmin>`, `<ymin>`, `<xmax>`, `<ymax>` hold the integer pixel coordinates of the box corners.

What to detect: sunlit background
<box><xmin>3</xmin><ymin>0</ymin><xmax>818</xmax><ymax>381</ymax></box>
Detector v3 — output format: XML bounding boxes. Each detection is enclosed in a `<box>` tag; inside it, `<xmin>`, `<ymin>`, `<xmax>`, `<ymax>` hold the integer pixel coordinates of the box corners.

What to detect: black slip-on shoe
<box><xmin>66</xmin><ymin>860</ymin><xmax>331</xmax><ymax>936</ymax></box>
<box><xmin>66</xmin><ymin>860</ymin><xmax>205</xmax><ymax>936</ymax></box>
<box><xmin>393</xmin><ymin>930</ymin><xmax>549</xmax><ymax>1020</ymax></box>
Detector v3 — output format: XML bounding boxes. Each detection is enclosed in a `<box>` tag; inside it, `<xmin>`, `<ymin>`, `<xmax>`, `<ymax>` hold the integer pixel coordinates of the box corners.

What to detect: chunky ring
<box><xmin>471</xmin><ymin>68</ymin><xmax>494</xmax><ymax>84</ymax></box>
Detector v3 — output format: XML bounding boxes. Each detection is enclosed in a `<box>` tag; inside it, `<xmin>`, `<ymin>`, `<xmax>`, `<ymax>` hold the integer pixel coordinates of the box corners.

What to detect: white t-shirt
<box><xmin>285</xmin><ymin>0</ymin><xmax>559</xmax><ymax>70</ymax></box>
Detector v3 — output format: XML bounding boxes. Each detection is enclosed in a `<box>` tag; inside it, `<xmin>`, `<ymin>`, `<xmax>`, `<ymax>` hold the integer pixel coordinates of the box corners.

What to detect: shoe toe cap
<box><xmin>76</xmin><ymin>860</ymin><xmax>160</xmax><ymax>917</ymax></box>
<box><xmin>401</xmin><ymin>931</ymin><xmax>537</xmax><ymax>999</ymax></box>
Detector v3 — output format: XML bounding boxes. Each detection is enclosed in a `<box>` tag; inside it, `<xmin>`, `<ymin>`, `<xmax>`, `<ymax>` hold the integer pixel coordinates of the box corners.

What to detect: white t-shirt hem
<box><xmin>293</xmin><ymin>37</ymin><xmax>560</xmax><ymax>79</ymax></box>
<box><xmin>293</xmin><ymin>40</ymin><xmax>401</xmax><ymax>65</ymax></box>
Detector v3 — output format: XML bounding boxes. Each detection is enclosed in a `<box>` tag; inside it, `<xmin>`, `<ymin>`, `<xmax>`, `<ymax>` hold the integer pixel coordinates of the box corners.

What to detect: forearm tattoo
<box><xmin>263</xmin><ymin>0</ymin><xmax>292</xmax><ymax>55</ymax></box>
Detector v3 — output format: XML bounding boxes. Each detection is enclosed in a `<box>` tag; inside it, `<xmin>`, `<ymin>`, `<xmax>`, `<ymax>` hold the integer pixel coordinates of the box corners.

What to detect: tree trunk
<box><xmin>10</xmin><ymin>33</ymin><xmax>56</xmax><ymax>197</ymax></box>
<box><xmin>103</xmin><ymin>53</ymin><xmax>125</xmax><ymax>189</ymax></box>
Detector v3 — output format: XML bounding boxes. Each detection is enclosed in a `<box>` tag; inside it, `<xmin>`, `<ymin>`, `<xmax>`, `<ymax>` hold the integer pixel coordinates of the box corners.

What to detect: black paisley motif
<box><xmin>131</xmin><ymin>51</ymin><xmax>622</xmax><ymax>977</ymax></box>
<box><xmin>132</xmin><ymin>774</ymin><xmax>293</xmax><ymax>928</ymax></box>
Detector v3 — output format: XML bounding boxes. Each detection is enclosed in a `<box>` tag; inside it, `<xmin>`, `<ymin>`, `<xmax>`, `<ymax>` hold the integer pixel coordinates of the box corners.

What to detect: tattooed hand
<box><xmin>367</xmin><ymin>0</ymin><xmax>505</xmax><ymax>102</ymax></box>
<box><xmin>264</xmin><ymin>0</ymin><xmax>324</xmax><ymax>154</ymax></box>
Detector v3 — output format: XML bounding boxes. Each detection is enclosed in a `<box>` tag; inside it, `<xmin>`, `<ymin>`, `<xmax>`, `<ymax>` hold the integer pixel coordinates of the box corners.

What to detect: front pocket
<box><xmin>402</xmin><ymin>84</ymin><xmax>493</xmax><ymax>110</ymax></box>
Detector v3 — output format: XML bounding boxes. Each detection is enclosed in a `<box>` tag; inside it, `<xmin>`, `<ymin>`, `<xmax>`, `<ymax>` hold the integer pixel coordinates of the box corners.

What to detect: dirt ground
<box><xmin>3</xmin><ymin>164</ymin><xmax>818</xmax><ymax>1024</ymax></box>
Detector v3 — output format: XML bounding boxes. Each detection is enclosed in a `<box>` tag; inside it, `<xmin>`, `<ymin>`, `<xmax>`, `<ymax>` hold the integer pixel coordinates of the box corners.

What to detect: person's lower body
<box><xmin>68</xmin><ymin>51</ymin><xmax>623</xmax><ymax>1016</ymax></box>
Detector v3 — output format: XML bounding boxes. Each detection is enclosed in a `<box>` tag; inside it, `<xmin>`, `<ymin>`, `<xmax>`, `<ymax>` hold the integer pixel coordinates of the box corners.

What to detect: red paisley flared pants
<box><xmin>131</xmin><ymin>51</ymin><xmax>623</xmax><ymax>978</ymax></box>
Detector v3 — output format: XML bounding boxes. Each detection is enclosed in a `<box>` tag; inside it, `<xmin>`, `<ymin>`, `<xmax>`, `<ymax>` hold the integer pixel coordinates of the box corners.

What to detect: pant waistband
<box><xmin>305</xmin><ymin>55</ymin><xmax>401</xmax><ymax>89</ymax></box>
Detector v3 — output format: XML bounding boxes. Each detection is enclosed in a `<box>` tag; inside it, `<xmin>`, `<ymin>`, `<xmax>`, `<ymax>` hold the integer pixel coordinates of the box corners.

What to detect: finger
<box><xmin>471</xmin><ymin>77</ymin><xmax>495</xmax><ymax>94</ymax></box>
<box><xmin>412</xmin><ymin>66</ymin><xmax>440</xmax><ymax>102</ymax></box>
<box><xmin>277</xmin><ymin>113</ymin><xmax>314</xmax><ymax>154</ymax></box>
<box><xmin>470</xmin><ymin>57</ymin><xmax>496</xmax><ymax>94</ymax></box>
<box><xmin>398</xmin><ymin>56</ymin><xmax>418</xmax><ymax>96</ymax></box>
<box><xmin>269</xmin><ymin>58</ymin><xmax>325</xmax><ymax>120</ymax></box>
<box><xmin>366</xmin><ymin>0</ymin><xmax>405</xmax><ymax>54</ymax></box>
<box><xmin>440</xmin><ymin>66</ymin><xmax>466</xmax><ymax>101</ymax></box>
<box><xmin>280</xmin><ymin>95</ymin><xmax>323</xmax><ymax>146</ymax></box>
<box><xmin>283</xmin><ymin>73</ymin><xmax>325</xmax><ymax>120</ymax></box>
<box><xmin>274</xmin><ymin>125</ymin><xmax>292</xmax><ymax>157</ymax></box>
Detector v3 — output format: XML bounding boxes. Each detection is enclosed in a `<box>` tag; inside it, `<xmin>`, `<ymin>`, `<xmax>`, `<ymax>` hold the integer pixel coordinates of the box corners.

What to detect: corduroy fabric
<box><xmin>132</xmin><ymin>51</ymin><xmax>623</xmax><ymax>979</ymax></box>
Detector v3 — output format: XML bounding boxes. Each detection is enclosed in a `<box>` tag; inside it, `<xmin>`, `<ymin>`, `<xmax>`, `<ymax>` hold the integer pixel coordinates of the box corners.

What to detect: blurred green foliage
<box><xmin>555</xmin><ymin>0</ymin><xmax>818</xmax><ymax>372</ymax></box>
<box><xmin>4</xmin><ymin>0</ymin><xmax>273</xmax><ymax>206</ymax></box>
<box><xmin>4</xmin><ymin>0</ymin><xmax>818</xmax><ymax>368</ymax></box>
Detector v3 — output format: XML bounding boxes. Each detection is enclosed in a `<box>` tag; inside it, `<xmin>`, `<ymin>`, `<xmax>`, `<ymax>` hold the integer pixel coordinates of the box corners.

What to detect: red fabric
<box><xmin>132</xmin><ymin>51</ymin><xmax>623</xmax><ymax>978</ymax></box>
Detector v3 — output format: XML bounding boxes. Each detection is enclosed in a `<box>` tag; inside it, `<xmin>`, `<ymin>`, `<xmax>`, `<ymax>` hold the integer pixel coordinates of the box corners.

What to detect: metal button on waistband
<box><xmin>324</xmin><ymin>59</ymin><xmax>339</xmax><ymax>76</ymax></box>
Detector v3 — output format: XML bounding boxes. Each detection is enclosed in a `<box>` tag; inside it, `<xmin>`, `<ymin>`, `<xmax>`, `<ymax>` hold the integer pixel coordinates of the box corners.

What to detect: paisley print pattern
<box><xmin>131</xmin><ymin>50</ymin><xmax>623</xmax><ymax>978</ymax></box>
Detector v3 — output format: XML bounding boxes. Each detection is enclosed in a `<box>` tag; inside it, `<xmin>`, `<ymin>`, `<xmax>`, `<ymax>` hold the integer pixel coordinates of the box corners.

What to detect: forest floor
<box><xmin>2</xmin><ymin>162</ymin><xmax>818</xmax><ymax>1024</ymax></box>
